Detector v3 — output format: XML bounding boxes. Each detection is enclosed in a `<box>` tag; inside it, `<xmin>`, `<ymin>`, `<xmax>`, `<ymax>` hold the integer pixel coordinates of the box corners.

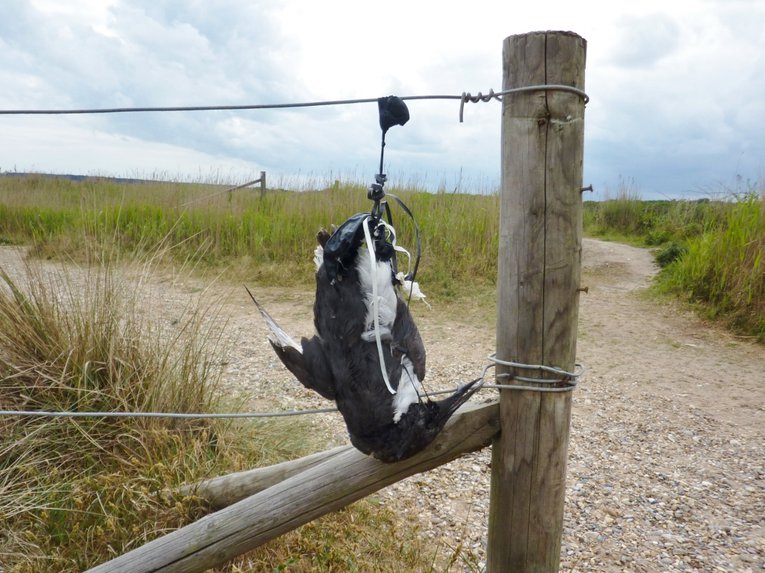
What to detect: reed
<box><xmin>0</xmin><ymin>175</ymin><xmax>500</xmax><ymax>298</ymax></box>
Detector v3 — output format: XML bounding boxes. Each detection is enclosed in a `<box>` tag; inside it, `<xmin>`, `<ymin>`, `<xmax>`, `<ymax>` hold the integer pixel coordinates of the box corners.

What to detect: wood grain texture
<box><xmin>488</xmin><ymin>30</ymin><xmax>586</xmax><ymax>573</ymax></box>
<box><xmin>85</xmin><ymin>401</ymin><xmax>499</xmax><ymax>573</ymax></box>
<box><xmin>178</xmin><ymin>446</ymin><xmax>349</xmax><ymax>509</ymax></box>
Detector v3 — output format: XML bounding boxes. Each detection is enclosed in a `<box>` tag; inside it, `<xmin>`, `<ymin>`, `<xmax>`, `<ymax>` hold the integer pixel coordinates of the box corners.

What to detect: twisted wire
<box><xmin>0</xmin><ymin>85</ymin><xmax>588</xmax><ymax>123</ymax></box>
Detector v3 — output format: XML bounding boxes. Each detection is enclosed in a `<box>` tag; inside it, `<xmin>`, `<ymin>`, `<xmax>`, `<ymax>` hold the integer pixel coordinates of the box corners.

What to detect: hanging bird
<box><xmin>249</xmin><ymin>215</ymin><xmax>482</xmax><ymax>462</ymax></box>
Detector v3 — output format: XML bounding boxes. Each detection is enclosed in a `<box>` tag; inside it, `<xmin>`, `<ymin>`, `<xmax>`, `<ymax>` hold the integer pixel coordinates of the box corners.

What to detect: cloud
<box><xmin>609</xmin><ymin>14</ymin><xmax>680</xmax><ymax>68</ymax></box>
<box><xmin>0</xmin><ymin>116</ymin><xmax>257</xmax><ymax>182</ymax></box>
<box><xmin>2</xmin><ymin>1</ymin><xmax>764</xmax><ymax>198</ymax></box>
<box><xmin>584</xmin><ymin>2</ymin><xmax>765</xmax><ymax>197</ymax></box>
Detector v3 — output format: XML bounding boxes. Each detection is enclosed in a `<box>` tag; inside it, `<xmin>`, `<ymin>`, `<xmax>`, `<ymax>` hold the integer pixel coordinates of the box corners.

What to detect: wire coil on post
<box><xmin>459</xmin><ymin>84</ymin><xmax>589</xmax><ymax>122</ymax></box>
<box><xmin>483</xmin><ymin>354</ymin><xmax>583</xmax><ymax>393</ymax></box>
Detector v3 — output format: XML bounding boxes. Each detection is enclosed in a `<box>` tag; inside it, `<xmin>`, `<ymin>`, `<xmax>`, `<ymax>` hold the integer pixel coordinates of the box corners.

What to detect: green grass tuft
<box><xmin>0</xmin><ymin>250</ymin><xmax>230</xmax><ymax>570</ymax></box>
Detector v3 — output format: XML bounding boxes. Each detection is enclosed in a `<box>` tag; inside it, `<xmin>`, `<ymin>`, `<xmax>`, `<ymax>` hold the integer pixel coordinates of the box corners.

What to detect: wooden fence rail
<box><xmin>86</xmin><ymin>401</ymin><xmax>499</xmax><ymax>573</ymax></box>
<box><xmin>227</xmin><ymin>170</ymin><xmax>267</xmax><ymax>197</ymax></box>
<box><xmin>179</xmin><ymin>445</ymin><xmax>349</xmax><ymax>510</ymax></box>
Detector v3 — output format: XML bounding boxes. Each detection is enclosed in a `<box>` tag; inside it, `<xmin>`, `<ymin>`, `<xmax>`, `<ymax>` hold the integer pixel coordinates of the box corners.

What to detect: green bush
<box><xmin>655</xmin><ymin>241</ymin><xmax>688</xmax><ymax>267</ymax></box>
<box><xmin>657</xmin><ymin>192</ymin><xmax>764</xmax><ymax>340</ymax></box>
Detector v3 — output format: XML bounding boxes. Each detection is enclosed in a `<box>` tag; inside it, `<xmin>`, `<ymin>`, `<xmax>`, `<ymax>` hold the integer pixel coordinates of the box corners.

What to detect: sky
<box><xmin>1</xmin><ymin>0</ymin><xmax>764</xmax><ymax>200</ymax></box>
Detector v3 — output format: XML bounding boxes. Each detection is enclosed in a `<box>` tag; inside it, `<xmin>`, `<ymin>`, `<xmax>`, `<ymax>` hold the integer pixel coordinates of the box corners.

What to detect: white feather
<box><xmin>396</xmin><ymin>272</ymin><xmax>431</xmax><ymax>309</ymax></box>
<box><xmin>249</xmin><ymin>293</ymin><xmax>302</xmax><ymax>353</ymax></box>
<box><xmin>314</xmin><ymin>245</ymin><xmax>324</xmax><ymax>271</ymax></box>
<box><xmin>356</xmin><ymin>247</ymin><xmax>398</xmax><ymax>341</ymax></box>
<box><xmin>392</xmin><ymin>357</ymin><xmax>422</xmax><ymax>423</ymax></box>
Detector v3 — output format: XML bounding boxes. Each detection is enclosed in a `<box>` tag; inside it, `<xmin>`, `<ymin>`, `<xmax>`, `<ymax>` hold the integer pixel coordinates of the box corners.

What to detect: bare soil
<box><xmin>1</xmin><ymin>238</ymin><xmax>763</xmax><ymax>572</ymax></box>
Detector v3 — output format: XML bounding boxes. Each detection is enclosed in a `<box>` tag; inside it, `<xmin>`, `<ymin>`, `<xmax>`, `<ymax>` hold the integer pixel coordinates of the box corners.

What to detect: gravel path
<box><xmin>1</xmin><ymin>239</ymin><xmax>763</xmax><ymax>572</ymax></box>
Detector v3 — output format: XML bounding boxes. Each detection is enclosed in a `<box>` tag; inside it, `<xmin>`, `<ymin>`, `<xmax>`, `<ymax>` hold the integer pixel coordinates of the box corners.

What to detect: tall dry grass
<box><xmin>0</xmin><ymin>246</ymin><xmax>232</xmax><ymax>570</ymax></box>
<box><xmin>0</xmin><ymin>239</ymin><xmax>464</xmax><ymax>571</ymax></box>
<box><xmin>0</xmin><ymin>175</ymin><xmax>499</xmax><ymax>298</ymax></box>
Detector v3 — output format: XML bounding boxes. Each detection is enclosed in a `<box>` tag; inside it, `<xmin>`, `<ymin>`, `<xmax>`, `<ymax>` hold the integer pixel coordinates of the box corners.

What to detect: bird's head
<box><xmin>370</xmin><ymin>378</ymin><xmax>483</xmax><ymax>463</ymax></box>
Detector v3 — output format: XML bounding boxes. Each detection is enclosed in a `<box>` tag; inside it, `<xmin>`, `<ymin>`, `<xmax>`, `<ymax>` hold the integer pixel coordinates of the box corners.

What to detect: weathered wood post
<box><xmin>259</xmin><ymin>170</ymin><xmax>267</xmax><ymax>198</ymax></box>
<box><xmin>487</xmin><ymin>31</ymin><xmax>586</xmax><ymax>572</ymax></box>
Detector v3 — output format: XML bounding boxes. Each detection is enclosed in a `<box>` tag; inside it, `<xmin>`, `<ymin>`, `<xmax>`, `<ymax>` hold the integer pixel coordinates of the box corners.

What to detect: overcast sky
<box><xmin>1</xmin><ymin>0</ymin><xmax>763</xmax><ymax>199</ymax></box>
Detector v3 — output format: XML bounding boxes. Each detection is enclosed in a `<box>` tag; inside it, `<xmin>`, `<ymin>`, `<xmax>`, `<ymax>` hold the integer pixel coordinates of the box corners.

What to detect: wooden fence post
<box><xmin>487</xmin><ymin>31</ymin><xmax>586</xmax><ymax>572</ymax></box>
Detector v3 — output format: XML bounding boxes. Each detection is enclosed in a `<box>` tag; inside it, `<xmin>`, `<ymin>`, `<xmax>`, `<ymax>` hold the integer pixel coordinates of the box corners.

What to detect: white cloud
<box><xmin>0</xmin><ymin>116</ymin><xmax>257</xmax><ymax>181</ymax></box>
<box><xmin>1</xmin><ymin>0</ymin><xmax>763</xmax><ymax>198</ymax></box>
<box><xmin>610</xmin><ymin>14</ymin><xmax>681</xmax><ymax>68</ymax></box>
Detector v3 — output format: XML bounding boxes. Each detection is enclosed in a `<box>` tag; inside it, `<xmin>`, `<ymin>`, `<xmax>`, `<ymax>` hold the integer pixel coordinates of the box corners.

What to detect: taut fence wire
<box><xmin>0</xmin><ymin>358</ymin><xmax>584</xmax><ymax>420</ymax></box>
<box><xmin>0</xmin><ymin>85</ymin><xmax>588</xmax><ymax>123</ymax></box>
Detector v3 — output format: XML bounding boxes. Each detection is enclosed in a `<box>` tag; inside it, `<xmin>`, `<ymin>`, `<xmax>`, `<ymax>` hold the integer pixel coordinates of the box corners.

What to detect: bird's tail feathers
<box><xmin>244</xmin><ymin>286</ymin><xmax>302</xmax><ymax>353</ymax></box>
<box><xmin>437</xmin><ymin>376</ymin><xmax>484</xmax><ymax>420</ymax></box>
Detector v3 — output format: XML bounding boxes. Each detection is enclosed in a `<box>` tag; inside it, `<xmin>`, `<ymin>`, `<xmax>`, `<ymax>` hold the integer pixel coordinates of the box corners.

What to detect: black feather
<box><xmin>251</xmin><ymin>222</ymin><xmax>481</xmax><ymax>462</ymax></box>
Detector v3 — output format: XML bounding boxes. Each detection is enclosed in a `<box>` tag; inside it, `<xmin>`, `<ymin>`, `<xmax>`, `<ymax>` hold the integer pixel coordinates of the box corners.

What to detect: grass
<box><xmin>0</xmin><ymin>175</ymin><xmax>500</xmax><ymax>300</ymax></box>
<box><xmin>585</xmin><ymin>179</ymin><xmax>764</xmax><ymax>341</ymax></box>
<box><xmin>584</xmin><ymin>186</ymin><xmax>729</xmax><ymax>247</ymax></box>
<box><xmin>0</xmin><ymin>247</ymin><xmax>227</xmax><ymax>571</ymax></box>
<box><xmin>655</xmin><ymin>192</ymin><xmax>765</xmax><ymax>340</ymax></box>
<box><xmin>2</xmin><ymin>170</ymin><xmax>762</xmax><ymax>336</ymax></box>
<box><xmin>2</xmin><ymin>171</ymin><xmax>762</xmax><ymax>337</ymax></box>
<box><xmin>0</xmin><ymin>242</ymin><xmax>453</xmax><ymax>572</ymax></box>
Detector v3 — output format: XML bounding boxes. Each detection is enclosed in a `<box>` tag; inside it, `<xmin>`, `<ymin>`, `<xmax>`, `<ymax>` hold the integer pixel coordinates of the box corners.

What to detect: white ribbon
<box><xmin>362</xmin><ymin>217</ymin><xmax>396</xmax><ymax>395</ymax></box>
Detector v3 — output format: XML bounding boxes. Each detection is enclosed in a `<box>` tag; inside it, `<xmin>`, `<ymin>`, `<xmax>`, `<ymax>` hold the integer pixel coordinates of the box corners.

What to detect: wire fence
<box><xmin>0</xmin><ymin>358</ymin><xmax>584</xmax><ymax>421</ymax></box>
<box><xmin>0</xmin><ymin>85</ymin><xmax>588</xmax><ymax>123</ymax></box>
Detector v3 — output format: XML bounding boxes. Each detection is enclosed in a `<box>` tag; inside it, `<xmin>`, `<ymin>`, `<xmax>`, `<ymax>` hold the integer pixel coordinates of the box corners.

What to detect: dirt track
<box><xmin>561</xmin><ymin>239</ymin><xmax>764</xmax><ymax>571</ymax></box>
<box><xmin>1</xmin><ymin>238</ymin><xmax>763</xmax><ymax>571</ymax></box>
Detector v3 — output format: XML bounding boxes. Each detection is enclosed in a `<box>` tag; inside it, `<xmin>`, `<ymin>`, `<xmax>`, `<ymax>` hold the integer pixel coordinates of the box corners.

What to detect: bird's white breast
<box><xmin>392</xmin><ymin>357</ymin><xmax>422</xmax><ymax>422</ymax></box>
<box><xmin>355</xmin><ymin>247</ymin><xmax>398</xmax><ymax>340</ymax></box>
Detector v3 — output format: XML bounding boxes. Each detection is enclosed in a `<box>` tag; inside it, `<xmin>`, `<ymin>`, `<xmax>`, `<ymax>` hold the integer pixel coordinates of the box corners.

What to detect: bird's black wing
<box><xmin>247</xmin><ymin>288</ymin><xmax>336</xmax><ymax>400</ymax></box>
<box><xmin>313</xmin><ymin>263</ymin><xmax>368</xmax><ymax>344</ymax></box>
<box><xmin>298</xmin><ymin>335</ymin><xmax>336</xmax><ymax>400</ymax></box>
<box><xmin>391</xmin><ymin>297</ymin><xmax>426</xmax><ymax>381</ymax></box>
